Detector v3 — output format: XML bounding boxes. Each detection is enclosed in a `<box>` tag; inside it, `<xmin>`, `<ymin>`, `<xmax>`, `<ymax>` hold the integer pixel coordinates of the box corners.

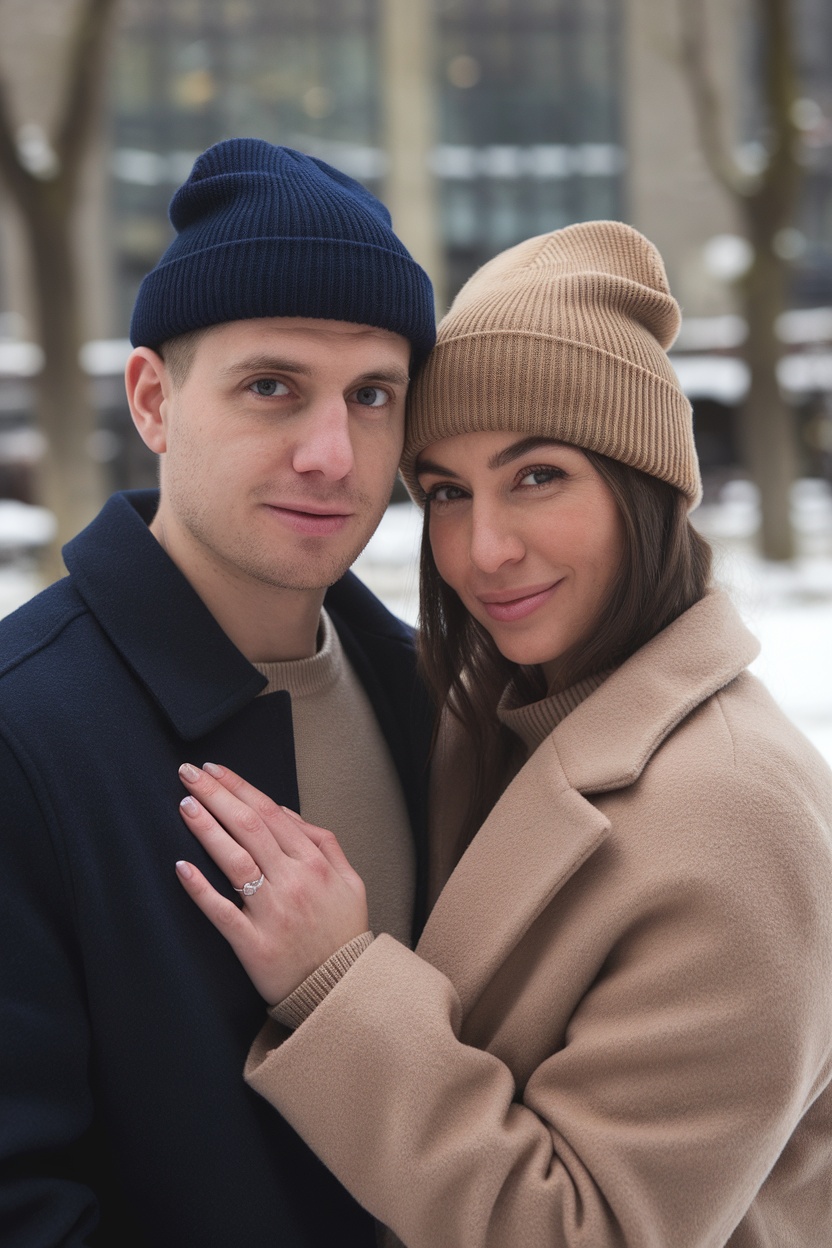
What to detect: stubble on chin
<box><xmin>235</xmin><ymin>538</ymin><xmax>369</xmax><ymax>592</ymax></box>
<box><xmin>182</xmin><ymin>501</ymin><xmax>387</xmax><ymax>593</ymax></box>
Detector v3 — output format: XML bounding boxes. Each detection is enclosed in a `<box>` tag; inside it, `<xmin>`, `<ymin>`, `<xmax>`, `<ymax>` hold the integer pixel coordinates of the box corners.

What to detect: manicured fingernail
<box><xmin>175</xmin><ymin>860</ymin><xmax>193</xmax><ymax>880</ymax></box>
<box><xmin>179</xmin><ymin>763</ymin><xmax>200</xmax><ymax>782</ymax></box>
<box><xmin>180</xmin><ymin>795</ymin><xmax>199</xmax><ymax>815</ymax></box>
<box><xmin>203</xmin><ymin>761</ymin><xmax>224</xmax><ymax>777</ymax></box>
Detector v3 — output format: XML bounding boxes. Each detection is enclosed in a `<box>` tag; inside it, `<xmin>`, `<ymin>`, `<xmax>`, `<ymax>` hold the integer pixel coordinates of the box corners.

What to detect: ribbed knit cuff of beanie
<box><xmin>401</xmin><ymin>220</ymin><xmax>701</xmax><ymax>508</ymax></box>
<box><xmin>130</xmin><ymin>138</ymin><xmax>436</xmax><ymax>368</ymax></box>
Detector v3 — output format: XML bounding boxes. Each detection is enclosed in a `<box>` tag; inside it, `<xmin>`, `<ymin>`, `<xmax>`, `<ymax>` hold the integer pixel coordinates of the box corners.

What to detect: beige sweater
<box><xmin>255</xmin><ymin>609</ymin><xmax>415</xmax><ymax>950</ymax></box>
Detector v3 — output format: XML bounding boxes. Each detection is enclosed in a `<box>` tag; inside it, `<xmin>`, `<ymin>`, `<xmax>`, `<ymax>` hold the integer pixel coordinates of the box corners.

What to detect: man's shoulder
<box><xmin>0</xmin><ymin>575</ymin><xmax>89</xmax><ymax>682</ymax></box>
<box><xmin>0</xmin><ymin>489</ymin><xmax>160</xmax><ymax>674</ymax></box>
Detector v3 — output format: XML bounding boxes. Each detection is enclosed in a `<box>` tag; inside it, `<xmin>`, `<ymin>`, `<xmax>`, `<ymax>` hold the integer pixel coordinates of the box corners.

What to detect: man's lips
<box><xmin>477</xmin><ymin>582</ymin><xmax>561</xmax><ymax>623</ymax></box>
<box><xmin>263</xmin><ymin>502</ymin><xmax>353</xmax><ymax>536</ymax></box>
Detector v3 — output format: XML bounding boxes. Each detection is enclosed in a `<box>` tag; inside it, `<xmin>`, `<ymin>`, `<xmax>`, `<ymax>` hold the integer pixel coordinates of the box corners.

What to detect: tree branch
<box><xmin>0</xmin><ymin>72</ymin><xmax>37</xmax><ymax>213</ymax></box>
<box><xmin>753</xmin><ymin>0</ymin><xmax>801</xmax><ymax>216</ymax></box>
<box><xmin>677</xmin><ymin>0</ymin><xmax>751</xmax><ymax>198</ymax></box>
<box><xmin>54</xmin><ymin>0</ymin><xmax>120</xmax><ymax>190</ymax></box>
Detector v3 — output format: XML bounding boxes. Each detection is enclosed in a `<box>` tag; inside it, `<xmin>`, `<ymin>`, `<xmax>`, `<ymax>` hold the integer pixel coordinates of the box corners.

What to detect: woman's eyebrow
<box><xmin>487</xmin><ymin>436</ymin><xmax>565</xmax><ymax>470</ymax></box>
<box><xmin>416</xmin><ymin>437</ymin><xmax>565</xmax><ymax>478</ymax></box>
<box><xmin>414</xmin><ymin>456</ymin><xmax>458</xmax><ymax>479</ymax></box>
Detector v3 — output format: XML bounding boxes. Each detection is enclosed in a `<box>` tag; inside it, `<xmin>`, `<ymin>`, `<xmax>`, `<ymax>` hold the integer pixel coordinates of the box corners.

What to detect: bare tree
<box><xmin>380</xmin><ymin>0</ymin><xmax>446</xmax><ymax>314</ymax></box>
<box><xmin>0</xmin><ymin>0</ymin><xmax>119</xmax><ymax>579</ymax></box>
<box><xmin>679</xmin><ymin>0</ymin><xmax>802</xmax><ymax>560</ymax></box>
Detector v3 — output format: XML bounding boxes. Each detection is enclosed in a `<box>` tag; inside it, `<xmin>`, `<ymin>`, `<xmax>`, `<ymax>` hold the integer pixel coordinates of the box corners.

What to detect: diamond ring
<box><xmin>234</xmin><ymin>872</ymin><xmax>265</xmax><ymax>897</ymax></box>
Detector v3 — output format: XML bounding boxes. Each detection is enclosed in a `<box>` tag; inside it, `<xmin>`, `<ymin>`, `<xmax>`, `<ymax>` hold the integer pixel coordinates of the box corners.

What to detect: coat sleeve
<box><xmin>244</xmin><ymin>852</ymin><xmax>832</xmax><ymax>1248</ymax></box>
<box><xmin>0</xmin><ymin>729</ymin><xmax>101</xmax><ymax>1246</ymax></box>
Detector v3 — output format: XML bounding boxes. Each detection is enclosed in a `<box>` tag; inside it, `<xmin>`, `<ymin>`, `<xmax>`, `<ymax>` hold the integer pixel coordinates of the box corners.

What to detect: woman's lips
<box><xmin>479</xmin><ymin>583</ymin><xmax>560</xmax><ymax>622</ymax></box>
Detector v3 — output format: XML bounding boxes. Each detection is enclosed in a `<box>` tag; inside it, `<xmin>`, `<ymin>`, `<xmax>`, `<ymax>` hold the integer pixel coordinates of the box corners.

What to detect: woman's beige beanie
<box><xmin>401</xmin><ymin>220</ymin><xmax>702</xmax><ymax>507</ymax></box>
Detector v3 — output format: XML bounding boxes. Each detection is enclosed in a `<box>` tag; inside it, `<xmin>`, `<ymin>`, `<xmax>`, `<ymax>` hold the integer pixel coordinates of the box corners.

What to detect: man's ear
<box><xmin>125</xmin><ymin>348</ymin><xmax>172</xmax><ymax>454</ymax></box>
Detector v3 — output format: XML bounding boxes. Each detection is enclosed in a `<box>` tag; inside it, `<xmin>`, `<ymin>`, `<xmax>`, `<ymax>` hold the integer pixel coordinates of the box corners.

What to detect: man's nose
<box><xmin>291</xmin><ymin>400</ymin><xmax>354</xmax><ymax>479</ymax></box>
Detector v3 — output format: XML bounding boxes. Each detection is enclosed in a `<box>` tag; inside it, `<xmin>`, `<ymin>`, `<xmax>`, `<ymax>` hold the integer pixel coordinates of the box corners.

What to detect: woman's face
<box><xmin>416</xmin><ymin>432</ymin><xmax>625</xmax><ymax>682</ymax></box>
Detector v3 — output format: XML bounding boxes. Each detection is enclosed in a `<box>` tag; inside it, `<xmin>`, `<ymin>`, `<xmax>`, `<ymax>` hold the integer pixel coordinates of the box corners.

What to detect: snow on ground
<box><xmin>1</xmin><ymin>478</ymin><xmax>830</xmax><ymax>767</ymax></box>
<box><xmin>692</xmin><ymin>479</ymin><xmax>832</xmax><ymax>767</ymax></box>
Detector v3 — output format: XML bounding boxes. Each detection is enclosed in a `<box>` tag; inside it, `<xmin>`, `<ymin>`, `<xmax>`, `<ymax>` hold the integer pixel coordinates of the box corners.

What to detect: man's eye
<box><xmin>249</xmin><ymin>378</ymin><xmax>289</xmax><ymax>397</ymax></box>
<box><xmin>352</xmin><ymin>386</ymin><xmax>387</xmax><ymax>407</ymax></box>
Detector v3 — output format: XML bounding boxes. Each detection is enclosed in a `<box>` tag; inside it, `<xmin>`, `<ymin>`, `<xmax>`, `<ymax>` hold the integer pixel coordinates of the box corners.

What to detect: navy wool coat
<box><xmin>0</xmin><ymin>490</ymin><xmax>430</xmax><ymax>1248</ymax></box>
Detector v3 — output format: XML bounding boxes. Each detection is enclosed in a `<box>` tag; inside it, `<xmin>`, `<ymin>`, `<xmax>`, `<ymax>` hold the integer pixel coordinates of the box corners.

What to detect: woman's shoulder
<box><xmin>544</xmin><ymin>588</ymin><xmax>832</xmax><ymax>891</ymax></box>
<box><xmin>657</xmin><ymin>661</ymin><xmax>831</xmax><ymax>809</ymax></box>
<box><xmin>591</xmin><ymin>668</ymin><xmax>832</xmax><ymax>948</ymax></box>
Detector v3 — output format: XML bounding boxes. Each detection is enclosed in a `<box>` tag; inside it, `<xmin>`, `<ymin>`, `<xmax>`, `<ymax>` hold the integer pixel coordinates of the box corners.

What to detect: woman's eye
<box><xmin>517</xmin><ymin>466</ymin><xmax>564</xmax><ymax>488</ymax></box>
<box><xmin>426</xmin><ymin>483</ymin><xmax>467</xmax><ymax>504</ymax></box>
<box><xmin>249</xmin><ymin>378</ymin><xmax>290</xmax><ymax>397</ymax></box>
<box><xmin>352</xmin><ymin>386</ymin><xmax>388</xmax><ymax>408</ymax></box>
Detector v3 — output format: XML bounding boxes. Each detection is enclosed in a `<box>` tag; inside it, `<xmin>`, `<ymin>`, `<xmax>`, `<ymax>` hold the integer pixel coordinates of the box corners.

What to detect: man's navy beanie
<box><xmin>129</xmin><ymin>138</ymin><xmax>436</xmax><ymax>364</ymax></box>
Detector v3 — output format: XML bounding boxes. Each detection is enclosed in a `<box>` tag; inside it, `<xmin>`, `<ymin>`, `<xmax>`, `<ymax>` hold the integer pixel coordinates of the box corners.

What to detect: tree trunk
<box><xmin>677</xmin><ymin>0</ymin><xmax>803</xmax><ymax>562</ymax></box>
<box><xmin>380</xmin><ymin>0</ymin><xmax>445</xmax><ymax>312</ymax></box>
<box><xmin>738</xmin><ymin>212</ymin><xmax>799</xmax><ymax>561</ymax></box>
<box><xmin>23</xmin><ymin>186</ymin><xmax>102</xmax><ymax>579</ymax></box>
<box><xmin>0</xmin><ymin>0</ymin><xmax>118</xmax><ymax>582</ymax></box>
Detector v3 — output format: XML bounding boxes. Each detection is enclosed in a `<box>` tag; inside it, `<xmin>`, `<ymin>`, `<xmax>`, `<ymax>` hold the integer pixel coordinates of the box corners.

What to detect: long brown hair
<box><xmin>417</xmin><ymin>450</ymin><xmax>713</xmax><ymax>853</ymax></box>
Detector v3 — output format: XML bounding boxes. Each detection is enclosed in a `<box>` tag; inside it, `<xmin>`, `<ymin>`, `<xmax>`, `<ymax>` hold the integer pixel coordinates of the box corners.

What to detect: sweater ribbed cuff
<box><xmin>268</xmin><ymin>932</ymin><xmax>375</xmax><ymax>1030</ymax></box>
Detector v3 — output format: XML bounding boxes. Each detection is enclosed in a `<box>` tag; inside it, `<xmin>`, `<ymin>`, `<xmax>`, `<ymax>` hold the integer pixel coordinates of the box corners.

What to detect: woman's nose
<box><xmin>468</xmin><ymin>506</ymin><xmax>525</xmax><ymax>573</ymax></box>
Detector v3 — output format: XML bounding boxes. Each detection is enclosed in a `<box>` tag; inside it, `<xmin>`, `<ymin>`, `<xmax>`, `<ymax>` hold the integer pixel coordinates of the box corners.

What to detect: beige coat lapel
<box><xmin>552</xmin><ymin>588</ymin><xmax>760</xmax><ymax>794</ymax></box>
<box><xmin>416</xmin><ymin>740</ymin><xmax>610</xmax><ymax>1012</ymax></box>
<box><xmin>417</xmin><ymin>590</ymin><xmax>760</xmax><ymax>1013</ymax></box>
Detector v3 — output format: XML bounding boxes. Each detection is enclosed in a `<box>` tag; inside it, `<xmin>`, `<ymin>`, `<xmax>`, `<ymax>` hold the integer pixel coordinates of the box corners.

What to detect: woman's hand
<box><xmin>175</xmin><ymin>762</ymin><xmax>369</xmax><ymax>1004</ymax></box>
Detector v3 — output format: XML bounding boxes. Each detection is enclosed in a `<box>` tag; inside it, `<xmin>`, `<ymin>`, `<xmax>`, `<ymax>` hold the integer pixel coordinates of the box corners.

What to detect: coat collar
<box><xmin>61</xmin><ymin>490</ymin><xmax>421</xmax><ymax>746</ymax></box>
<box><xmin>550</xmin><ymin>589</ymin><xmax>760</xmax><ymax>795</ymax></box>
<box><xmin>62</xmin><ymin>491</ymin><xmax>265</xmax><ymax>740</ymax></box>
<box><xmin>417</xmin><ymin>590</ymin><xmax>760</xmax><ymax>1010</ymax></box>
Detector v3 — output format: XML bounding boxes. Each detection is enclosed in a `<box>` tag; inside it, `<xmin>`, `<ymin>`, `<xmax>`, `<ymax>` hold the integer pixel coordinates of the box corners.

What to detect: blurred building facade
<box><xmin>110</xmin><ymin>0</ymin><xmax>624</xmax><ymax>324</ymax></box>
<box><xmin>1</xmin><ymin>0</ymin><xmax>832</xmax><ymax>497</ymax></box>
<box><xmin>105</xmin><ymin>0</ymin><xmax>832</xmax><ymax>318</ymax></box>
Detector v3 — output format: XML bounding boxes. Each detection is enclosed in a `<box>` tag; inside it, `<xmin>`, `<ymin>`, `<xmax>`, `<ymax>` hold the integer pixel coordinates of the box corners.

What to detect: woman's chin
<box><xmin>487</xmin><ymin>631</ymin><xmax>566</xmax><ymax>672</ymax></box>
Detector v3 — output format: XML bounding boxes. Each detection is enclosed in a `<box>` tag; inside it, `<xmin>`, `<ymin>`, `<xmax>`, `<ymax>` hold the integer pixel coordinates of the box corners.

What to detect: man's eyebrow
<box><xmin>416</xmin><ymin>436</ymin><xmax>566</xmax><ymax>478</ymax></box>
<box><xmin>218</xmin><ymin>355</ymin><xmax>312</xmax><ymax>378</ymax></box>
<box><xmin>353</xmin><ymin>367</ymin><xmax>411</xmax><ymax>387</ymax></box>
<box><xmin>217</xmin><ymin>357</ymin><xmax>410</xmax><ymax>387</ymax></box>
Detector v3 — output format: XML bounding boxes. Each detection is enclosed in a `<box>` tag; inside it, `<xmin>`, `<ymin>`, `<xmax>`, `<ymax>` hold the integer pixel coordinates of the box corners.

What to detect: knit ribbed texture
<box><xmin>253</xmin><ymin>611</ymin><xmax>415</xmax><ymax>949</ymax></box>
<box><xmin>401</xmin><ymin>221</ymin><xmax>701</xmax><ymax>506</ymax></box>
<box><xmin>130</xmin><ymin>139</ymin><xmax>435</xmax><ymax>362</ymax></box>
<box><xmin>268</xmin><ymin>932</ymin><xmax>375</xmax><ymax>1029</ymax></box>
<box><xmin>497</xmin><ymin>671</ymin><xmax>610</xmax><ymax>755</ymax></box>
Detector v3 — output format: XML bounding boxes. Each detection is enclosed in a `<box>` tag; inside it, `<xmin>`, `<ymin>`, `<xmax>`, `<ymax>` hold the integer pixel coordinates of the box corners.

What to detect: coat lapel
<box><xmin>551</xmin><ymin>589</ymin><xmax>760</xmax><ymax>795</ymax></box>
<box><xmin>416</xmin><ymin>590</ymin><xmax>760</xmax><ymax>1012</ymax></box>
<box><xmin>416</xmin><ymin>737</ymin><xmax>610</xmax><ymax>1012</ymax></box>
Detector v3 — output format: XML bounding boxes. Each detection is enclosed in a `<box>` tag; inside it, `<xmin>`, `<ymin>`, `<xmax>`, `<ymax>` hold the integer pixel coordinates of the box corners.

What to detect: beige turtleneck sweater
<box><xmin>496</xmin><ymin>671</ymin><xmax>610</xmax><ymax>755</ymax></box>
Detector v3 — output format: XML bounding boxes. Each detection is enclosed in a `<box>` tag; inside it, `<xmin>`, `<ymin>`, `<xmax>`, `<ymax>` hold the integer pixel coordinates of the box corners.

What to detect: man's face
<box><xmin>150</xmin><ymin>317</ymin><xmax>411</xmax><ymax>596</ymax></box>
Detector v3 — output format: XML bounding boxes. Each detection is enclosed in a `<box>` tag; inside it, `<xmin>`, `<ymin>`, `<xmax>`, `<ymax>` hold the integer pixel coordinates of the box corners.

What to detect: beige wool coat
<box><xmin>246</xmin><ymin>590</ymin><xmax>832</xmax><ymax>1247</ymax></box>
